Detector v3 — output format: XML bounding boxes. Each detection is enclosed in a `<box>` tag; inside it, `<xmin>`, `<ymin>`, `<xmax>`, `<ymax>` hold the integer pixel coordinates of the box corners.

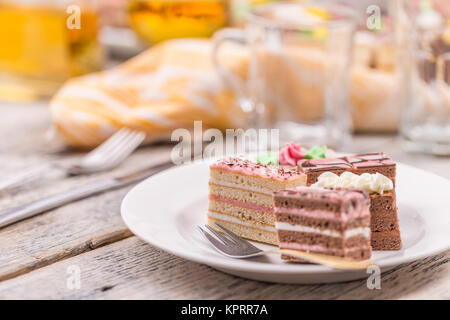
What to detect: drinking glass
<box><xmin>212</xmin><ymin>1</ymin><xmax>358</xmax><ymax>148</ymax></box>
<box><xmin>401</xmin><ymin>50</ymin><xmax>450</xmax><ymax>155</ymax></box>
<box><xmin>399</xmin><ymin>0</ymin><xmax>450</xmax><ymax>155</ymax></box>
<box><xmin>0</xmin><ymin>0</ymin><xmax>103</xmax><ymax>101</ymax></box>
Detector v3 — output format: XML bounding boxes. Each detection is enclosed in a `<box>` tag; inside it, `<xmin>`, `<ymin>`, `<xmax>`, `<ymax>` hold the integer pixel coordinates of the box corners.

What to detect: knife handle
<box><xmin>0</xmin><ymin>179</ymin><xmax>117</xmax><ymax>228</ymax></box>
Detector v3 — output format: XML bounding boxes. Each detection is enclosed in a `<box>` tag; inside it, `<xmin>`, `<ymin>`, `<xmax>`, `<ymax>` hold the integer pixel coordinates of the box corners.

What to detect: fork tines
<box><xmin>0</xmin><ymin>128</ymin><xmax>146</xmax><ymax>192</ymax></box>
<box><xmin>198</xmin><ymin>223</ymin><xmax>261</xmax><ymax>257</ymax></box>
<box><xmin>68</xmin><ymin>128</ymin><xmax>146</xmax><ymax>175</ymax></box>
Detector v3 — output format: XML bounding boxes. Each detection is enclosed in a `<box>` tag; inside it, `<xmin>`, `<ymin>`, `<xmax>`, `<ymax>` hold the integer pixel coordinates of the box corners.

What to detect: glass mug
<box><xmin>212</xmin><ymin>1</ymin><xmax>358</xmax><ymax>148</ymax></box>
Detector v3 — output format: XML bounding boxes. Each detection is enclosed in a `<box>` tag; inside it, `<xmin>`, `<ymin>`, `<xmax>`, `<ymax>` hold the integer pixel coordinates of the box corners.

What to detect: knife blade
<box><xmin>0</xmin><ymin>160</ymin><xmax>174</xmax><ymax>229</ymax></box>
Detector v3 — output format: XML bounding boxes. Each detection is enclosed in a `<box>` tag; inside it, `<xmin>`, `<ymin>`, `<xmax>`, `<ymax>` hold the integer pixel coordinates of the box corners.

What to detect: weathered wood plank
<box><xmin>0</xmin><ymin>103</ymin><xmax>172</xmax><ymax>281</ymax></box>
<box><xmin>0</xmin><ymin>237</ymin><xmax>447</xmax><ymax>299</ymax></box>
<box><xmin>0</xmin><ymin>102</ymin><xmax>51</xmax><ymax>155</ymax></box>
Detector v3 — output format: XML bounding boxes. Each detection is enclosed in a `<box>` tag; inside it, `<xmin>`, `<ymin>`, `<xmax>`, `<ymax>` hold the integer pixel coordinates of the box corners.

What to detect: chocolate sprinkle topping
<box><xmin>212</xmin><ymin>157</ymin><xmax>303</xmax><ymax>180</ymax></box>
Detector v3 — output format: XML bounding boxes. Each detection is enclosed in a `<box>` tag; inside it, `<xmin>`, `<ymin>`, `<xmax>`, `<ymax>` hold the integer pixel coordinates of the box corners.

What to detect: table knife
<box><xmin>0</xmin><ymin>161</ymin><xmax>174</xmax><ymax>228</ymax></box>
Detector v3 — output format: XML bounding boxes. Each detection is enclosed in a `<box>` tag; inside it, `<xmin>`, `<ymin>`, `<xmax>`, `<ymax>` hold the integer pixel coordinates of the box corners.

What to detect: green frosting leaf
<box><xmin>256</xmin><ymin>151</ymin><xmax>279</xmax><ymax>165</ymax></box>
<box><xmin>304</xmin><ymin>145</ymin><xmax>327</xmax><ymax>159</ymax></box>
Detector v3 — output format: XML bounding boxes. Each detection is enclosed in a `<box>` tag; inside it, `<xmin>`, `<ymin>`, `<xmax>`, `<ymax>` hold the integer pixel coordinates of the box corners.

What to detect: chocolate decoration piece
<box><xmin>350</xmin><ymin>155</ymin><xmax>389</xmax><ymax>162</ymax></box>
<box><xmin>314</xmin><ymin>162</ymin><xmax>353</xmax><ymax>167</ymax></box>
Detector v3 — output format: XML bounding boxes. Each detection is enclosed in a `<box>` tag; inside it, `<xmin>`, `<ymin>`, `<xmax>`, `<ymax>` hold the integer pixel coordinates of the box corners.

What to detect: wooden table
<box><xmin>0</xmin><ymin>103</ymin><xmax>448</xmax><ymax>300</ymax></box>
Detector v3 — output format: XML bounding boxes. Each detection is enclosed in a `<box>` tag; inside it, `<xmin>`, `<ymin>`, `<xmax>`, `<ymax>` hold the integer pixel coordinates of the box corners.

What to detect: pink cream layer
<box><xmin>274</xmin><ymin>207</ymin><xmax>370</xmax><ymax>222</ymax></box>
<box><xmin>211</xmin><ymin>158</ymin><xmax>304</xmax><ymax>181</ymax></box>
<box><xmin>209</xmin><ymin>194</ymin><xmax>273</xmax><ymax>213</ymax></box>
<box><xmin>280</xmin><ymin>242</ymin><xmax>370</xmax><ymax>254</ymax></box>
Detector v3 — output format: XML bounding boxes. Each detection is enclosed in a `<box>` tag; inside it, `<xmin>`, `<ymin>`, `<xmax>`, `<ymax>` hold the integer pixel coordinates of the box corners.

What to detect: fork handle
<box><xmin>0</xmin><ymin>163</ymin><xmax>58</xmax><ymax>191</ymax></box>
<box><xmin>0</xmin><ymin>178</ymin><xmax>118</xmax><ymax>228</ymax></box>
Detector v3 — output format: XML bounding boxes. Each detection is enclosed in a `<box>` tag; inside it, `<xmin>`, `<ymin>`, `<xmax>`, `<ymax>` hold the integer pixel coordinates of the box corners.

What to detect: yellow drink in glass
<box><xmin>128</xmin><ymin>0</ymin><xmax>228</xmax><ymax>44</ymax></box>
<box><xmin>0</xmin><ymin>1</ymin><xmax>103</xmax><ymax>101</ymax></box>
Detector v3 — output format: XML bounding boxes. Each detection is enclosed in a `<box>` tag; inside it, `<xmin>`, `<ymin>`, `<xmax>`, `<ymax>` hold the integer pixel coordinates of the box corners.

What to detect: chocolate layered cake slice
<box><xmin>312</xmin><ymin>171</ymin><xmax>402</xmax><ymax>250</ymax></box>
<box><xmin>208</xmin><ymin>158</ymin><xmax>306</xmax><ymax>245</ymax></box>
<box><xmin>273</xmin><ymin>188</ymin><xmax>372</xmax><ymax>262</ymax></box>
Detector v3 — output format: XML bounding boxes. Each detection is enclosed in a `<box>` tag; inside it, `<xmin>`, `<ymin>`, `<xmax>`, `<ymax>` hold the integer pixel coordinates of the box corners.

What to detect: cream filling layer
<box><xmin>311</xmin><ymin>171</ymin><xmax>393</xmax><ymax>195</ymax></box>
<box><xmin>207</xmin><ymin>211</ymin><xmax>276</xmax><ymax>232</ymax></box>
<box><xmin>280</xmin><ymin>242</ymin><xmax>371</xmax><ymax>254</ymax></box>
<box><xmin>209</xmin><ymin>179</ymin><xmax>273</xmax><ymax>195</ymax></box>
<box><xmin>275</xmin><ymin>222</ymin><xmax>370</xmax><ymax>239</ymax></box>
<box><xmin>209</xmin><ymin>194</ymin><xmax>273</xmax><ymax>213</ymax></box>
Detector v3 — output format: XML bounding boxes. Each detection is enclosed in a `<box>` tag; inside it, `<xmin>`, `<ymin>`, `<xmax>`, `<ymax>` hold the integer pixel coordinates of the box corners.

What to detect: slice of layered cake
<box><xmin>273</xmin><ymin>188</ymin><xmax>372</xmax><ymax>261</ymax></box>
<box><xmin>208</xmin><ymin>158</ymin><xmax>306</xmax><ymax>245</ymax></box>
<box><xmin>312</xmin><ymin>171</ymin><xmax>401</xmax><ymax>250</ymax></box>
<box><xmin>297</xmin><ymin>152</ymin><xmax>401</xmax><ymax>250</ymax></box>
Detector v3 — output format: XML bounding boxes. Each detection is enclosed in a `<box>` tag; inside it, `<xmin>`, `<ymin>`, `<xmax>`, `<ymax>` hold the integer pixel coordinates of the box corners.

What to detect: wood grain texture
<box><xmin>0</xmin><ymin>237</ymin><xmax>448</xmax><ymax>300</ymax></box>
<box><xmin>0</xmin><ymin>103</ymin><xmax>172</xmax><ymax>281</ymax></box>
<box><xmin>0</xmin><ymin>102</ymin><xmax>449</xmax><ymax>299</ymax></box>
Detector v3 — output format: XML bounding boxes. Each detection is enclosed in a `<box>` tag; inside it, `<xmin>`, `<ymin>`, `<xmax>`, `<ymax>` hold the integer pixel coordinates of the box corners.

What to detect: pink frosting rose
<box><xmin>279</xmin><ymin>142</ymin><xmax>307</xmax><ymax>166</ymax></box>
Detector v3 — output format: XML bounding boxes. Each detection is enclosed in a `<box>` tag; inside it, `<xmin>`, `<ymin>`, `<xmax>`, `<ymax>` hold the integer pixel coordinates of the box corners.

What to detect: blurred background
<box><xmin>0</xmin><ymin>0</ymin><xmax>449</xmax><ymax>155</ymax></box>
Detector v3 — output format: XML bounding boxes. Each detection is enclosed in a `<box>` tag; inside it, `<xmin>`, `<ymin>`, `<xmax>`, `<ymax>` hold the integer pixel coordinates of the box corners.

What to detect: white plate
<box><xmin>121</xmin><ymin>161</ymin><xmax>450</xmax><ymax>284</ymax></box>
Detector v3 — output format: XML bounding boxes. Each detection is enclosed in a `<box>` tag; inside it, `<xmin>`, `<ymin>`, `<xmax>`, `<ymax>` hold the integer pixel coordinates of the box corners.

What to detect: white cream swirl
<box><xmin>311</xmin><ymin>171</ymin><xmax>393</xmax><ymax>194</ymax></box>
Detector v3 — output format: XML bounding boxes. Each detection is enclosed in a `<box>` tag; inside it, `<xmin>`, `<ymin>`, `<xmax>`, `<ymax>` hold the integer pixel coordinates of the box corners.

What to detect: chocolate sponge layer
<box><xmin>278</xmin><ymin>231</ymin><xmax>370</xmax><ymax>249</ymax></box>
<box><xmin>369</xmin><ymin>191</ymin><xmax>396</xmax><ymax>214</ymax></box>
<box><xmin>371</xmin><ymin>230</ymin><xmax>402</xmax><ymax>250</ymax></box>
<box><xmin>368</xmin><ymin>191</ymin><xmax>402</xmax><ymax>250</ymax></box>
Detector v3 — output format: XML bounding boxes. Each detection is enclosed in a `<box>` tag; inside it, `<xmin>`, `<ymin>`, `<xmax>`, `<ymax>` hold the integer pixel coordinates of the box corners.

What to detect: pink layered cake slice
<box><xmin>273</xmin><ymin>187</ymin><xmax>372</xmax><ymax>262</ymax></box>
<box><xmin>208</xmin><ymin>158</ymin><xmax>307</xmax><ymax>245</ymax></box>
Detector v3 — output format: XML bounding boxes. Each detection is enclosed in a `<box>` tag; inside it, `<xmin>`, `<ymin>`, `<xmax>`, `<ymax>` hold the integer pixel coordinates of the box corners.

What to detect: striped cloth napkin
<box><xmin>49</xmin><ymin>39</ymin><xmax>248</xmax><ymax>148</ymax></box>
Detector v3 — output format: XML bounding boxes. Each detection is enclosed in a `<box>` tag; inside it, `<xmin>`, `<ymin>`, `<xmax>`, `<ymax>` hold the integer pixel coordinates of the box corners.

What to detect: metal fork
<box><xmin>198</xmin><ymin>223</ymin><xmax>374</xmax><ymax>270</ymax></box>
<box><xmin>0</xmin><ymin>128</ymin><xmax>146</xmax><ymax>191</ymax></box>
